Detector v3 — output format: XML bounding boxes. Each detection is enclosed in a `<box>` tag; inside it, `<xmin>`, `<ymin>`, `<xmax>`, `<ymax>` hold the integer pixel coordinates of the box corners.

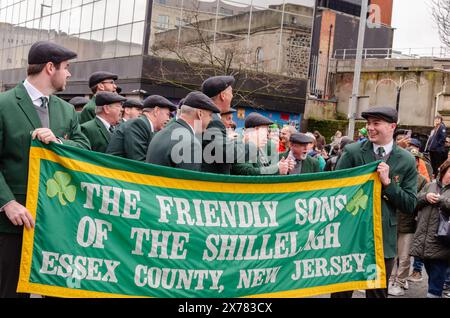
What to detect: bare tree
<box><xmin>432</xmin><ymin>0</ymin><xmax>450</xmax><ymax>48</ymax></box>
<box><xmin>149</xmin><ymin>8</ymin><xmax>302</xmax><ymax>109</ymax></box>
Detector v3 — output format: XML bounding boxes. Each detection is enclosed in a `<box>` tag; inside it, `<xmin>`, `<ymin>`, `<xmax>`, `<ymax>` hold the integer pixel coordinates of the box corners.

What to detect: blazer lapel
<box><xmin>361</xmin><ymin>140</ymin><xmax>376</xmax><ymax>165</ymax></box>
<box><xmin>386</xmin><ymin>143</ymin><xmax>402</xmax><ymax>169</ymax></box>
<box><xmin>15</xmin><ymin>83</ymin><xmax>42</xmax><ymax>129</ymax></box>
<box><xmin>96</xmin><ymin>117</ymin><xmax>111</xmax><ymax>143</ymax></box>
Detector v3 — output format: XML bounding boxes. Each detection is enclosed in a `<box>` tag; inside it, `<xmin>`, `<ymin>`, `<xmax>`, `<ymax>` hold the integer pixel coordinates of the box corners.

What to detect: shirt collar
<box><xmin>373</xmin><ymin>140</ymin><xmax>394</xmax><ymax>156</ymax></box>
<box><xmin>23</xmin><ymin>79</ymin><xmax>49</xmax><ymax>104</ymax></box>
<box><xmin>96</xmin><ymin>115</ymin><xmax>111</xmax><ymax>131</ymax></box>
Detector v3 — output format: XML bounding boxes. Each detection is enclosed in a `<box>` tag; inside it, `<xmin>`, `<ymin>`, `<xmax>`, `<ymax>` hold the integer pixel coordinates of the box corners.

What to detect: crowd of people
<box><xmin>0</xmin><ymin>41</ymin><xmax>449</xmax><ymax>299</ymax></box>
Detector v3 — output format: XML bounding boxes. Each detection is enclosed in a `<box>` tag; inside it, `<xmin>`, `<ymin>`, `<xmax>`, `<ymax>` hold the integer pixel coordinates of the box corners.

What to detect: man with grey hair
<box><xmin>80</xmin><ymin>91</ymin><xmax>126</xmax><ymax>153</ymax></box>
<box><xmin>146</xmin><ymin>91</ymin><xmax>219</xmax><ymax>171</ymax></box>
<box><xmin>107</xmin><ymin>95</ymin><xmax>176</xmax><ymax>161</ymax></box>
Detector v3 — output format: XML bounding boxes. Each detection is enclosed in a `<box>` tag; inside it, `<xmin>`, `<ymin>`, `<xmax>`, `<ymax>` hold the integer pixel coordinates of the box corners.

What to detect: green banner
<box><xmin>18</xmin><ymin>141</ymin><xmax>385</xmax><ymax>298</ymax></box>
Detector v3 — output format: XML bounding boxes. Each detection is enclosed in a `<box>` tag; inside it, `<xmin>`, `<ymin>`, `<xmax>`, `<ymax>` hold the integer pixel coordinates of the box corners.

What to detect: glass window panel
<box><xmin>131</xmin><ymin>21</ymin><xmax>144</xmax><ymax>44</ymax></box>
<box><xmin>80</xmin><ymin>3</ymin><xmax>93</xmax><ymax>33</ymax></box>
<box><xmin>40</xmin><ymin>13</ymin><xmax>50</xmax><ymax>30</ymax></box>
<box><xmin>102</xmin><ymin>27</ymin><xmax>117</xmax><ymax>58</ymax></box>
<box><xmin>61</xmin><ymin>0</ymin><xmax>70</xmax><ymax>10</ymax></box>
<box><xmin>50</xmin><ymin>11</ymin><xmax>60</xmax><ymax>31</ymax></box>
<box><xmin>92</xmin><ymin>0</ymin><xmax>106</xmax><ymax>31</ymax></box>
<box><xmin>133</xmin><ymin>0</ymin><xmax>146</xmax><ymax>22</ymax></box>
<box><xmin>11</xmin><ymin>3</ymin><xmax>18</xmax><ymax>24</ymax></box>
<box><xmin>130</xmin><ymin>22</ymin><xmax>143</xmax><ymax>55</ymax></box>
<box><xmin>0</xmin><ymin>7</ymin><xmax>7</xmax><ymax>22</ymax></box>
<box><xmin>26</xmin><ymin>0</ymin><xmax>36</xmax><ymax>22</ymax></box>
<box><xmin>5</xmin><ymin>5</ymin><xmax>12</xmax><ymax>23</ymax></box>
<box><xmin>52</xmin><ymin>0</ymin><xmax>61</xmax><ymax>13</ymax></box>
<box><xmin>116</xmin><ymin>23</ymin><xmax>131</xmax><ymax>56</ymax></box>
<box><xmin>59</xmin><ymin>9</ymin><xmax>69</xmax><ymax>34</ymax></box>
<box><xmin>104</xmin><ymin>0</ymin><xmax>119</xmax><ymax>28</ymax></box>
<box><xmin>69</xmin><ymin>6</ymin><xmax>81</xmax><ymax>34</ymax></box>
<box><xmin>72</xmin><ymin>0</ymin><xmax>82</xmax><ymax>8</ymax></box>
<box><xmin>91</xmin><ymin>29</ymin><xmax>103</xmax><ymax>42</ymax></box>
<box><xmin>83</xmin><ymin>0</ymin><xmax>94</xmax><ymax>4</ymax></box>
<box><xmin>79</xmin><ymin>32</ymin><xmax>90</xmax><ymax>40</ymax></box>
<box><xmin>19</xmin><ymin>1</ymin><xmax>27</xmax><ymax>23</ymax></box>
<box><xmin>118</xmin><ymin>0</ymin><xmax>133</xmax><ymax>25</ymax></box>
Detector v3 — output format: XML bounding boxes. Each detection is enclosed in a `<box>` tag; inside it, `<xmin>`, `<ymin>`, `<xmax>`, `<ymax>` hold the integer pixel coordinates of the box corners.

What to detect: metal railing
<box><xmin>334</xmin><ymin>47</ymin><xmax>450</xmax><ymax>60</ymax></box>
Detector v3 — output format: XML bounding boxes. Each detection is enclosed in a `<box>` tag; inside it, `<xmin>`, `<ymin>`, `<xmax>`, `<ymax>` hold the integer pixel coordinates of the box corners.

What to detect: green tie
<box><xmin>377</xmin><ymin>146</ymin><xmax>385</xmax><ymax>159</ymax></box>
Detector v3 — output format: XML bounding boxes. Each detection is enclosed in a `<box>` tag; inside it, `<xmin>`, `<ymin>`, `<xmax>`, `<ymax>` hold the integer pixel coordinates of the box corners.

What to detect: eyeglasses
<box><xmin>101</xmin><ymin>80</ymin><xmax>116</xmax><ymax>85</ymax></box>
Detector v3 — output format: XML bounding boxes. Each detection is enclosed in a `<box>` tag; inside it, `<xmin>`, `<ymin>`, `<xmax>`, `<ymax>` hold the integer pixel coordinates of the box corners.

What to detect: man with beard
<box><xmin>0</xmin><ymin>41</ymin><xmax>91</xmax><ymax>297</ymax></box>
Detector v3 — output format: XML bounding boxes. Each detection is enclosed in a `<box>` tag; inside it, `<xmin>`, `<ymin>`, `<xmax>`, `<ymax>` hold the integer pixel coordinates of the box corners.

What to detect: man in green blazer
<box><xmin>107</xmin><ymin>95</ymin><xmax>176</xmax><ymax>161</ymax></box>
<box><xmin>231</xmin><ymin>113</ymin><xmax>289</xmax><ymax>176</ymax></box>
<box><xmin>0</xmin><ymin>41</ymin><xmax>91</xmax><ymax>297</ymax></box>
<box><xmin>79</xmin><ymin>71</ymin><xmax>118</xmax><ymax>124</ymax></box>
<box><xmin>81</xmin><ymin>92</ymin><xmax>126</xmax><ymax>153</ymax></box>
<box><xmin>146</xmin><ymin>91</ymin><xmax>219</xmax><ymax>171</ymax></box>
<box><xmin>282</xmin><ymin>132</ymin><xmax>320</xmax><ymax>174</ymax></box>
<box><xmin>201</xmin><ymin>76</ymin><xmax>238</xmax><ymax>174</ymax></box>
<box><xmin>332</xmin><ymin>106</ymin><xmax>417</xmax><ymax>299</ymax></box>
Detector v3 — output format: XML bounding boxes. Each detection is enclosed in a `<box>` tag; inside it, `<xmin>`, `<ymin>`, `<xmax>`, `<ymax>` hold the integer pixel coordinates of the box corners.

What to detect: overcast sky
<box><xmin>392</xmin><ymin>0</ymin><xmax>443</xmax><ymax>49</ymax></box>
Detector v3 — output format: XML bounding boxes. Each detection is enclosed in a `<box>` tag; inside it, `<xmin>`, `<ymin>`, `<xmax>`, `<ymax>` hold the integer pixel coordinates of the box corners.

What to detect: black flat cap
<box><xmin>183</xmin><ymin>91</ymin><xmax>220</xmax><ymax>113</ymax></box>
<box><xmin>95</xmin><ymin>92</ymin><xmax>127</xmax><ymax>106</ymax></box>
<box><xmin>178</xmin><ymin>98</ymin><xmax>185</xmax><ymax>107</ymax></box>
<box><xmin>89</xmin><ymin>71</ymin><xmax>118</xmax><ymax>89</ymax></box>
<box><xmin>201</xmin><ymin>76</ymin><xmax>235</xmax><ymax>98</ymax></box>
<box><xmin>143</xmin><ymin>95</ymin><xmax>177</xmax><ymax>111</ymax></box>
<box><xmin>69</xmin><ymin>96</ymin><xmax>90</xmax><ymax>107</ymax></box>
<box><xmin>28</xmin><ymin>41</ymin><xmax>77</xmax><ymax>65</ymax></box>
<box><xmin>409</xmin><ymin>138</ymin><xmax>421</xmax><ymax>149</ymax></box>
<box><xmin>245</xmin><ymin>112</ymin><xmax>273</xmax><ymax>129</ymax></box>
<box><xmin>222</xmin><ymin>108</ymin><xmax>237</xmax><ymax>116</ymax></box>
<box><xmin>361</xmin><ymin>106</ymin><xmax>398</xmax><ymax>123</ymax></box>
<box><xmin>123</xmin><ymin>99</ymin><xmax>144</xmax><ymax>109</ymax></box>
<box><xmin>290</xmin><ymin>132</ymin><xmax>315</xmax><ymax>144</ymax></box>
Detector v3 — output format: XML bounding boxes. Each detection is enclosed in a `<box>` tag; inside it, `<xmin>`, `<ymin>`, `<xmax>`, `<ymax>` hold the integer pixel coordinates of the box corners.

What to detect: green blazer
<box><xmin>0</xmin><ymin>83</ymin><xmax>91</xmax><ymax>234</ymax></box>
<box><xmin>279</xmin><ymin>151</ymin><xmax>320</xmax><ymax>174</ymax></box>
<box><xmin>107</xmin><ymin>116</ymin><xmax>154</xmax><ymax>161</ymax></box>
<box><xmin>81</xmin><ymin>117</ymin><xmax>111</xmax><ymax>153</ymax></box>
<box><xmin>146</xmin><ymin>118</ymin><xmax>202</xmax><ymax>171</ymax></box>
<box><xmin>336</xmin><ymin>140</ymin><xmax>418</xmax><ymax>258</ymax></box>
<box><xmin>79</xmin><ymin>96</ymin><xmax>96</xmax><ymax>124</ymax></box>
<box><xmin>201</xmin><ymin>115</ymin><xmax>232</xmax><ymax>175</ymax></box>
<box><xmin>231</xmin><ymin>142</ymin><xmax>280</xmax><ymax>176</ymax></box>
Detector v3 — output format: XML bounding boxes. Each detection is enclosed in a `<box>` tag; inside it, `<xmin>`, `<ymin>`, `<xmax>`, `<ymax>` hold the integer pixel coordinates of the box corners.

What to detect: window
<box><xmin>156</xmin><ymin>15</ymin><xmax>169</xmax><ymax>30</ymax></box>
<box><xmin>256</xmin><ymin>47</ymin><xmax>264</xmax><ymax>64</ymax></box>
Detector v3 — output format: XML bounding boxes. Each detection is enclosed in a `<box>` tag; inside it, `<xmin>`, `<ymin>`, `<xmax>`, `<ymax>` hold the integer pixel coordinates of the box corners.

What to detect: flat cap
<box><xmin>409</xmin><ymin>138</ymin><xmax>422</xmax><ymax>149</ymax></box>
<box><xmin>68</xmin><ymin>96</ymin><xmax>90</xmax><ymax>107</ymax></box>
<box><xmin>245</xmin><ymin>112</ymin><xmax>273</xmax><ymax>129</ymax></box>
<box><xmin>28</xmin><ymin>41</ymin><xmax>77</xmax><ymax>65</ymax></box>
<box><xmin>88</xmin><ymin>71</ymin><xmax>118</xmax><ymax>89</ymax></box>
<box><xmin>183</xmin><ymin>91</ymin><xmax>220</xmax><ymax>113</ymax></box>
<box><xmin>201</xmin><ymin>76</ymin><xmax>235</xmax><ymax>98</ymax></box>
<box><xmin>143</xmin><ymin>95</ymin><xmax>177</xmax><ymax>112</ymax></box>
<box><xmin>361</xmin><ymin>106</ymin><xmax>398</xmax><ymax>123</ymax></box>
<box><xmin>290</xmin><ymin>132</ymin><xmax>315</xmax><ymax>144</ymax></box>
<box><xmin>95</xmin><ymin>92</ymin><xmax>127</xmax><ymax>106</ymax></box>
<box><xmin>222</xmin><ymin>107</ymin><xmax>237</xmax><ymax>116</ymax></box>
<box><xmin>123</xmin><ymin>99</ymin><xmax>144</xmax><ymax>109</ymax></box>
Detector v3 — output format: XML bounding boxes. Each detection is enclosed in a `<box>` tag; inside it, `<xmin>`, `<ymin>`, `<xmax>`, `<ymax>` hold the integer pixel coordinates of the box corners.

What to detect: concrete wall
<box><xmin>334</xmin><ymin>59</ymin><xmax>450</xmax><ymax>126</ymax></box>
